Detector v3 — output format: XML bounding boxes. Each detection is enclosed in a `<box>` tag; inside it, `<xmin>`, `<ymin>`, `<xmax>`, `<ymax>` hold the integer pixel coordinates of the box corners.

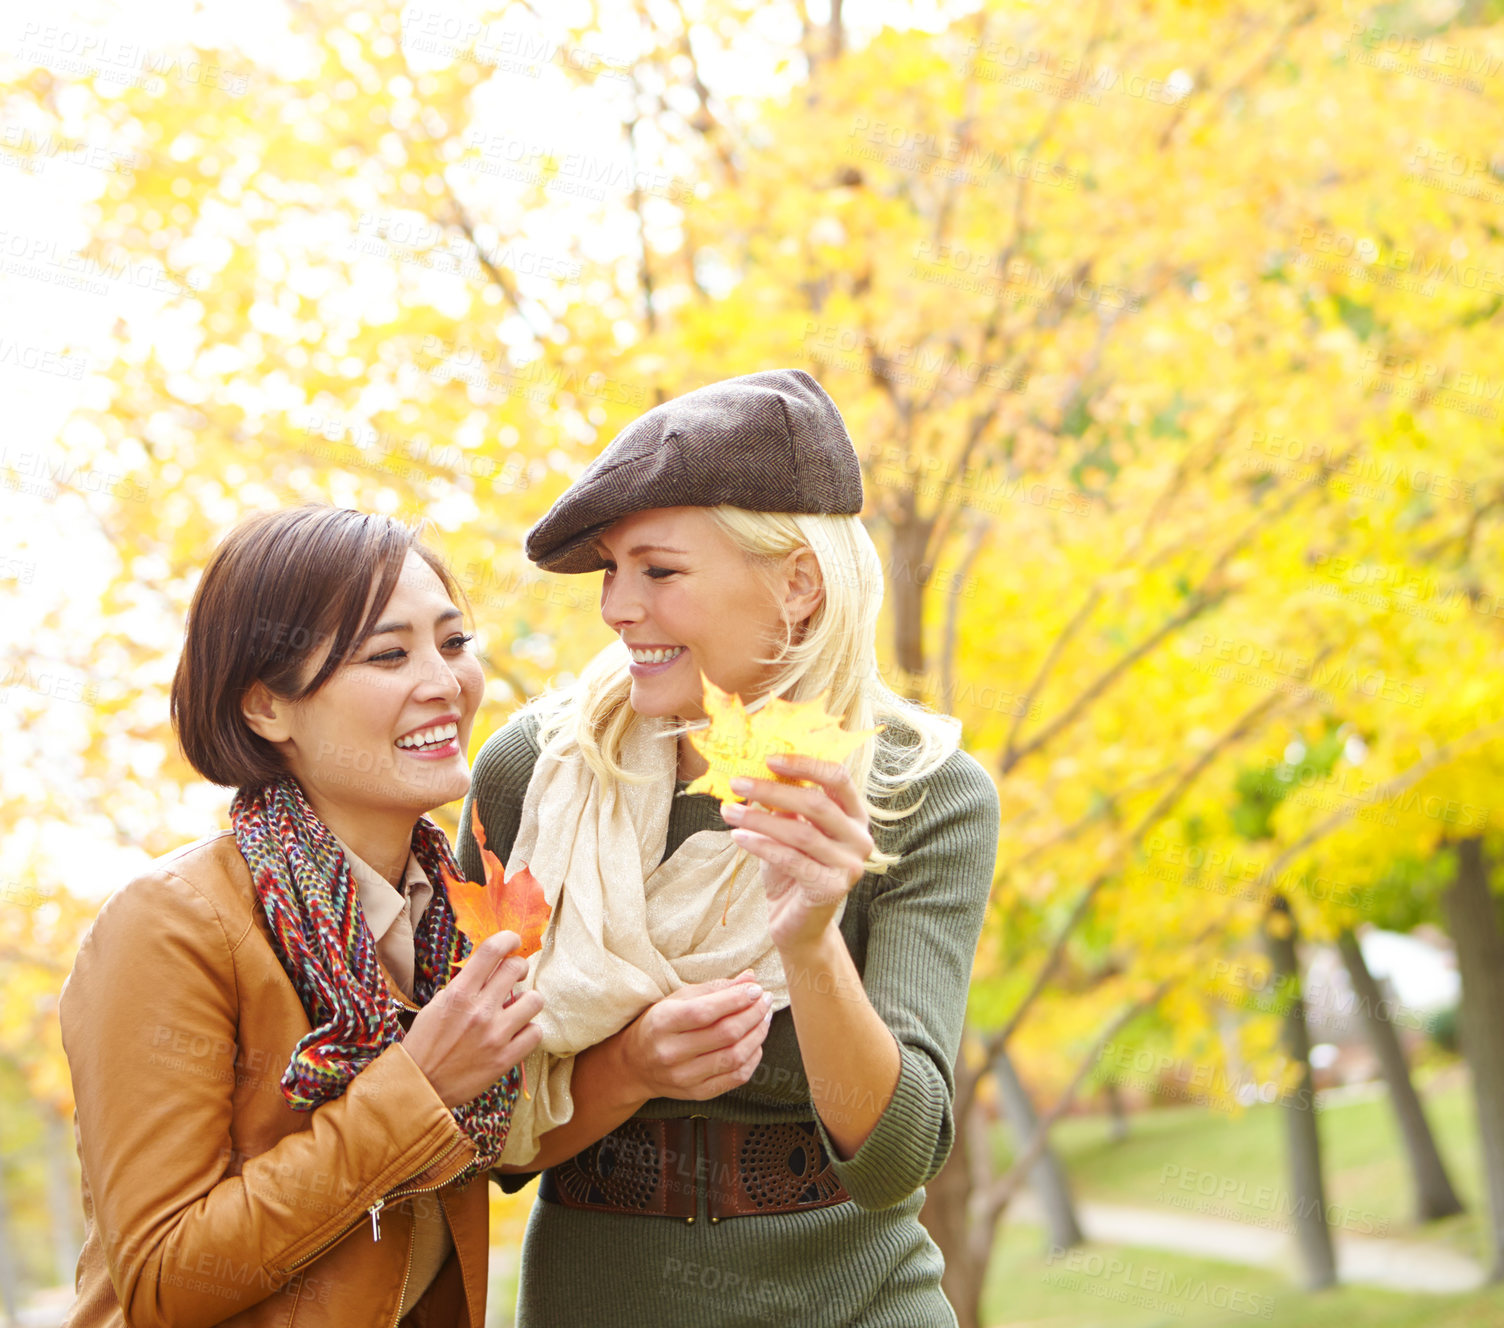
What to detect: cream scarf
<box><xmin>498</xmin><ymin>711</ymin><xmax>798</xmax><ymax>1167</ymax></box>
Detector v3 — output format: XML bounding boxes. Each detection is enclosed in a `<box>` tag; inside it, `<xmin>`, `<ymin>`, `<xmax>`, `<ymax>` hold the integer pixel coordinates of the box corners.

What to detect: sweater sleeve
<box><xmin>815</xmin><ymin>749</ymin><xmax>1000</xmax><ymax>1210</ymax></box>
<box><xmin>458</xmin><ymin>709</ymin><xmax>542</xmax><ymax>883</ymax></box>
<box><xmin>60</xmin><ymin>865</ymin><xmax>473</xmax><ymax>1328</ymax></box>
<box><xmin>460</xmin><ymin>710</ymin><xmax>546</xmax><ymax>1195</ymax></box>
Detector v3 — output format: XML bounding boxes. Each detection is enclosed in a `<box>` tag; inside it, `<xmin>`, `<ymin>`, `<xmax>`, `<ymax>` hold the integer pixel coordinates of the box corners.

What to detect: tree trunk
<box><xmin>887</xmin><ymin>505</ymin><xmax>932</xmax><ymax>683</ymax></box>
<box><xmin>920</xmin><ymin>1056</ymin><xmax>988</xmax><ymax>1328</ymax></box>
<box><xmin>1265</xmin><ymin>894</ymin><xmax>1337</xmax><ymax>1289</ymax></box>
<box><xmin>922</xmin><ymin>1124</ymin><xmax>986</xmax><ymax>1328</ymax></box>
<box><xmin>995</xmin><ymin>1048</ymin><xmax>1084</xmax><ymax>1250</ymax></box>
<box><xmin>1336</xmin><ymin>928</ymin><xmax>1464</xmax><ymax>1222</ymax></box>
<box><xmin>1442</xmin><ymin>837</ymin><xmax>1504</xmax><ymax>1281</ymax></box>
<box><xmin>44</xmin><ymin>1110</ymin><xmax>82</xmax><ymax>1288</ymax></box>
<box><xmin>0</xmin><ymin>1163</ymin><xmax>19</xmax><ymax>1325</ymax></box>
<box><xmin>1104</xmin><ymin>1079</ymin><xmax>1129</xmax><ymax>1143</ymax></box>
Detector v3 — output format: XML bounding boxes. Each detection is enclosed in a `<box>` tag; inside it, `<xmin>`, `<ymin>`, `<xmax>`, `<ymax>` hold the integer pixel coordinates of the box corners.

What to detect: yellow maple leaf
<box><xmin>684</xmin><ymin>674</ymin><xmax>880</xmax><ymax>803</ymax></box>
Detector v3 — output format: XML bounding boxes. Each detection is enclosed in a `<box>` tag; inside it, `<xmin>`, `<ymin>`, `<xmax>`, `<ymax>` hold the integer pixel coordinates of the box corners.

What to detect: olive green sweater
<box><xmin>458</xmin><ymin>710</ymin><xmax>999</xmax><ymax>1328</ymax></box>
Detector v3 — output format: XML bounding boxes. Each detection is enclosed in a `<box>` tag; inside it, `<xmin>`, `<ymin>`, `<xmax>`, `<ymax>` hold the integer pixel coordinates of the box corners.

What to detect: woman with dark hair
<box><xmin>467</xmin><ymin>370</ymin><xmax>1000</xmax><ymax>1326</ymax></box>
<box><xmin>59</xmin><ymin>505</ymin><xmax>542</xmax><ymax>1328</ymax></box>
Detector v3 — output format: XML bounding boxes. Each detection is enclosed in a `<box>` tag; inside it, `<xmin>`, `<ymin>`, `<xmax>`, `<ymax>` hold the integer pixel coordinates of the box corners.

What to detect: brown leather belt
<box><xmin>539</xmin><ymin>1117</ymin><xmax>850</xmax><ymax>1222</ymax></box>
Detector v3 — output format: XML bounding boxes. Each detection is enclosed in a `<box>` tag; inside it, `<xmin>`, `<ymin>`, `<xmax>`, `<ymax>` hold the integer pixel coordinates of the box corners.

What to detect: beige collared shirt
<box><xmin>337</xmin><ymin>836</ymin><xmax>434</xmax><ymax>1002</ymax></box>
<box><xmin>336</xmin><ymin>837</ymin><xmax>453</xmax><ymax>1314</ymax></box>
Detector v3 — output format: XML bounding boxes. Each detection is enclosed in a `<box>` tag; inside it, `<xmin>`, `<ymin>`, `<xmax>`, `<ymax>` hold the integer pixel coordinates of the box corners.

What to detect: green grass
<box><xmin>992</xmin><ymin>1070</ymin><xmax>1486</xmax><ymax>1261</ymax></box>
<box><xmin>483</xmin><ymin>1075</ymin><xmax>1494</xmax><ymax>1326</ymax></box>
<box><xmin>984</xmin><ymin>1223</ymin><xmax>1504</xmax><ymax>1328</ymax></box>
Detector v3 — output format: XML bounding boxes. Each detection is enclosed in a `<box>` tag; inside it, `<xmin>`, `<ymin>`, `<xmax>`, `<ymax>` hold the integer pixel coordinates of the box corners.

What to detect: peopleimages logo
<box><xmin>0</xmin><ymin>445</ymin><xmax>148</xmax><ymax>504</ymax></box>
<box><xmin>0</xmin><ymin>231</ymin><xmax>206</xmax><ymax>299</ymax></box>
<box><xmin>1044</xmin><ymin>1246</ymin><xmax>1275</xmax><ymax>1319</ymax></box>
<box><xmin>1242</xmin><ymin>431</ymin><xmax>1473</xmax><ymax>504</ymax></box>
<box><xmin>1294</xmin><ymin>224</ymin><xmax>1504</xmax><ymax>296</ymax></box>
<box><xmin>459</xmin><ymin>131</ymin><xmax>692</xmax><ymax>203</ymax></box>
<box><xmin>802</xmin><ymin>322</ymin><xmax>1031</xmax><ymax>391</ymax></box>
<box><xmin>0</xmin><ymin>337</ymin><xmax>87</xmax><ymax>380</ymax></box>
<box><xmin>17</xmin><ymin>22</ymin><xmax>248</xmax><ymax>94</ymax></box>
<box><xmin>1345</xmin><ymin>20</ymin><xmax>1500</xmax><ymax>88</ymax></box>
<box><xmin>846</xmin><ymin>118</ymin><xmax>1081</xmax><ymax>189</ymax></box>
<box><xmin>912</xmin><ymin>241</ymin><xmax>1142</xmax><ymax>311</ymax></box>
<box><xmin>1190</xmin><ymin>635</ymin><xmax>1427</xmax><ymax>709</ymax></box>
<box><xmin>0</xmin><ymin>126</ymin><xmax>145</xmax><ymax>176</ymax></box>
<box><xmin>1158</xmin><ymin>1165</ymin><xmax>1390</xmax><ymax>1236</ymax></box>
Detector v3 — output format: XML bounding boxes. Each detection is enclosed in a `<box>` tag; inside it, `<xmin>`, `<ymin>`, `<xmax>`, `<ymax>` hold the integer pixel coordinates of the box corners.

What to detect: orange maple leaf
<box><xmin>438</xmin><ymin>803</ymin><xmax>552</xmax><ymax>959</ymax></box>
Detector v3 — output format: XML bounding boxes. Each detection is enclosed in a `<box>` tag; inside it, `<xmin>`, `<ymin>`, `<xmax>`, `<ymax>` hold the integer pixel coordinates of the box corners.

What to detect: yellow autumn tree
<box><xmin>5</xmin><ymin>0</ymin><xmax>1504</xmax><ymax>1318</ymax></box>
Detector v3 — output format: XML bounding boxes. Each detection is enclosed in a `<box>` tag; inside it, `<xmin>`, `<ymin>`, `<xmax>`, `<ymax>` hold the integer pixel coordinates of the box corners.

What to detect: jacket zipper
<box><xmin>381</xmin><ymin>1156</ymin><xmax>465</xmax><ymax>1327</ymax></box>
<box><xmin>278</xmin><ymin>1137</ymin><xmax>469</xmax><ymax>1275</ymax></box>
<box><xmin>366</xmin><ymin>1136</ymin><xmax>469</xmax><ymax>1239</ymax></box>
<box><xmin>389</xmin><ymin>1219</ymin><xmax>416</xmax><ymax>1328</ymax></box>
<box><xmin>278</xmin><ymin>1213</ymin><xmax>367</xmax><ymax>1277</ymax></box>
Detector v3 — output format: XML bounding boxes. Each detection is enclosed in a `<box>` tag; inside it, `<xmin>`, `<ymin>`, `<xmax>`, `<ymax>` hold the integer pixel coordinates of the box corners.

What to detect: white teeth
<box><xmin>396</xmin><ymin>722</ymin><xmax>458</xmax><ymax>750</ymax></box>
<box><xmin>629</xmin><ymin>646</ymin><xmax>685</xmax><ymax>665</ymax></box>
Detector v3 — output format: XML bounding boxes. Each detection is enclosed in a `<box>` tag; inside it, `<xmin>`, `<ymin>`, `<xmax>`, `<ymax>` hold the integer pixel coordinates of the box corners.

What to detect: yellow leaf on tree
<box><xmin>684</xmin><ymin>673</ymin><xmax>879</xmax><ymax>803</ymax></box>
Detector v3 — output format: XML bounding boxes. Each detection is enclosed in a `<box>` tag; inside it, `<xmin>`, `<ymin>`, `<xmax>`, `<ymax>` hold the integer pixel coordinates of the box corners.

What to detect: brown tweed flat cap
<box><xmin>524</xmin><ymin>368</ymin><xmax>863</xmax><ymax>573</ymax></box>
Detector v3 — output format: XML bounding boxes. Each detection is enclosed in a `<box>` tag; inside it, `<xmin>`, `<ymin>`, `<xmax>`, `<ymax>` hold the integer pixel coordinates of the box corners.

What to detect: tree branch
<box><xmin>1003</xmin><ymin>587</ymin><xmax>1227</xmax><ymax>776</ymax></box>
<box><xmin>1255</xmin><ymin>719</ymin><xmax>1504</xmax><ymax>893</ymax></box>
<box><xmin>940</xmin><ymin>514</ymin><xmax>992</xmax><ymax>715</ymax></box>
<box><xmin>1002</xmin><ymin>439</ymin><xmax>1358</xmax><ymax>776</ymax></box>
<box><xmin>439</xmin><ymin>181</ymin><xmax>547</xmax><ymax>340</ymax></box>
<box><xmin>986</xmin><ymin>684</ymin><xmax>1299</xmax><ymax>1061</ymax></box>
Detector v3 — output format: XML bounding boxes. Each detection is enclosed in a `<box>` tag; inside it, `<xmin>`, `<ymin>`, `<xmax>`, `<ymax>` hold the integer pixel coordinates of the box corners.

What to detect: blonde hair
<box><xmin>529</xmin><ymin>508</ymin><xmax>961</xmax><ymax>870</ymax></box>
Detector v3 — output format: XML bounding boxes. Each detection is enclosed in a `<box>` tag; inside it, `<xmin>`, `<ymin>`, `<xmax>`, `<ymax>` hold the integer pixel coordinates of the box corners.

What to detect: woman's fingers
<box><xmin>671</xmin><ymin>969</ymin><xmax>757</xmax><ymax>998</ymax></box>
<box><xmin>490</xmin><ymin>952</ymin><xmax>531</xmax><ymax>992</ymax></box>
<box><xmin>683</xmin><ymin>1024</ymin><xmax>767</xmax><ymax>1098</ymax></box>
<box><xmin>729</xmin><ymin>825</ymin><xmax>860</xmax><ymax>895</ymax></box>
<box><xmin>723</xmin><ymin>760</ymin><xmax>875</xmax><ymax>872</ymax></box>
<box><xmin>403</xmin><ymin>963</ymin><xmax>544</xmax><ymax>1108</ymax></box>
<box><xmin>679</xmin><ymin>1000</ymin><xmax>770</xmax><ymax>1078</ymax></box>
<box><xmin>654</xmin><ymin>979</ymin><xmax>765</xmax><ymax>1035</ymax></box>
<box><xmin>450</xmin><ymin>930</ymin><xmax>525</xmax><ymax>992</ymax></box>
<box><xmin>476</xmin><ymin>940</ymin><xmax>529</xmax><ymax>992</ymax></box>
<box><xmin>727</xmin><ymin>778</ymin><xmax>850</xmax><ymax>837</ymax></box>
<box><xmin>770</xmin><ymin>753</ymin><xmax>868</xmax><ymax>822</ymax></box>
<box><xmin>728</xmin><ymin>807</ymin><xmax>865</xmax><ymax>877</ymax></box>
<box><xmin>441</xmin><ymin>946</ymin><xmax>529</xmax><ymax>1029</ymax></box>
<box><xmin>666</xmin><ymin>990</ymin><xmax>773</xmax><ymax>1060</ymax></box>
<box><xmin>623</xmin><ymin>975</ymin><xmax>776</xmax><ymax>1099</ymax></box>
<box><xmin>498</xmin><ymin>1017</ymin><xmax>544</xmax><ymax>1070</ymax></box>
<box><xmin>495</xmin><ymin>987</ymin><xmax>545</xmax><ymax>1036</ymax></box>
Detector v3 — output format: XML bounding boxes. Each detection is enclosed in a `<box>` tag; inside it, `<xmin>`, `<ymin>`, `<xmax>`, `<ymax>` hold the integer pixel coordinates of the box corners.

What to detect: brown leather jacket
<box><xmin>59</xmin><ymin>832</ymin><xmax>491</xmax><ymax>1328</ymax></box>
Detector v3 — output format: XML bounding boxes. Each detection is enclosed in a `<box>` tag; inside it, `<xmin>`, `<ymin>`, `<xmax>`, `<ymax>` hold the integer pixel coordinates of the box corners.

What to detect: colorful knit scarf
<box><xmin>231</xmin><ymin>777</ymin><xmax>519</xmax><ymax>1182</ymax></box>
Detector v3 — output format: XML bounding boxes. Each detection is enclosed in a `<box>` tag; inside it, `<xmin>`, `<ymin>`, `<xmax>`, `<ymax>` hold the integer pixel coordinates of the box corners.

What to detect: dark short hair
<box><xmin>170</xmin><ymin>506</ymin><xmax>465</xmax><ymax>790</ymax></box>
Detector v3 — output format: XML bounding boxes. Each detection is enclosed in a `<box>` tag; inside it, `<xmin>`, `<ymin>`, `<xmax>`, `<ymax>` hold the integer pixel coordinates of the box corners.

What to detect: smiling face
<box><xmin>242</xmin><ymin>551</ymin><xmax>484</xmax><ymax>840</ymax></box>
<box><xmin>595</xmin><ymin>507</ymin><xmax>822</xmax><ymax>721</ymax></box>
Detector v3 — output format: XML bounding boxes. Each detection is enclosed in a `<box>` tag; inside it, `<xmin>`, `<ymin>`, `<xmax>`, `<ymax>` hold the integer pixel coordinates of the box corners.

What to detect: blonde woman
<box><xmin>463</xmin><ymin>370</ymin><xmax>1000</xmax><ymax>1327</ymax></box>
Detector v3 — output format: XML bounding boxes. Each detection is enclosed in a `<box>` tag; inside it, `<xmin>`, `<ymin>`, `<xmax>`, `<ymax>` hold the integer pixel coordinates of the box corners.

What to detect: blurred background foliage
<box><xmin>3</xmin><ymin>0</ymin><xmax>1504</xmax><ymax>1322</ymax></box>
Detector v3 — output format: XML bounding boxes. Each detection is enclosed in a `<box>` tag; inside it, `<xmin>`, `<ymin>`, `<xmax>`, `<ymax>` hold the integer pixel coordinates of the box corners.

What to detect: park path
<box><xmin>1009</xmin><ymin>1192</ymin><xmax>1487</xmax><ymax>1293</ymax></box>
<box><xmin>17</xmin><ymin>1198</ymin><xmax>1485</xmax><ymax>1326</ymax></box>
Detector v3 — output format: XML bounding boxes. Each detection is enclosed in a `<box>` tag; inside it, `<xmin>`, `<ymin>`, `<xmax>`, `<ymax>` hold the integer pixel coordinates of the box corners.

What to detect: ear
<box><xmin>241</xmin><ymin>680</ymin><xmax>295</xmax><ymax>745</ymax></box>
<box><xmin>781</xmin><ymin>546</ymin><xmax>824</xmax><ymax>628</ymax></box>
